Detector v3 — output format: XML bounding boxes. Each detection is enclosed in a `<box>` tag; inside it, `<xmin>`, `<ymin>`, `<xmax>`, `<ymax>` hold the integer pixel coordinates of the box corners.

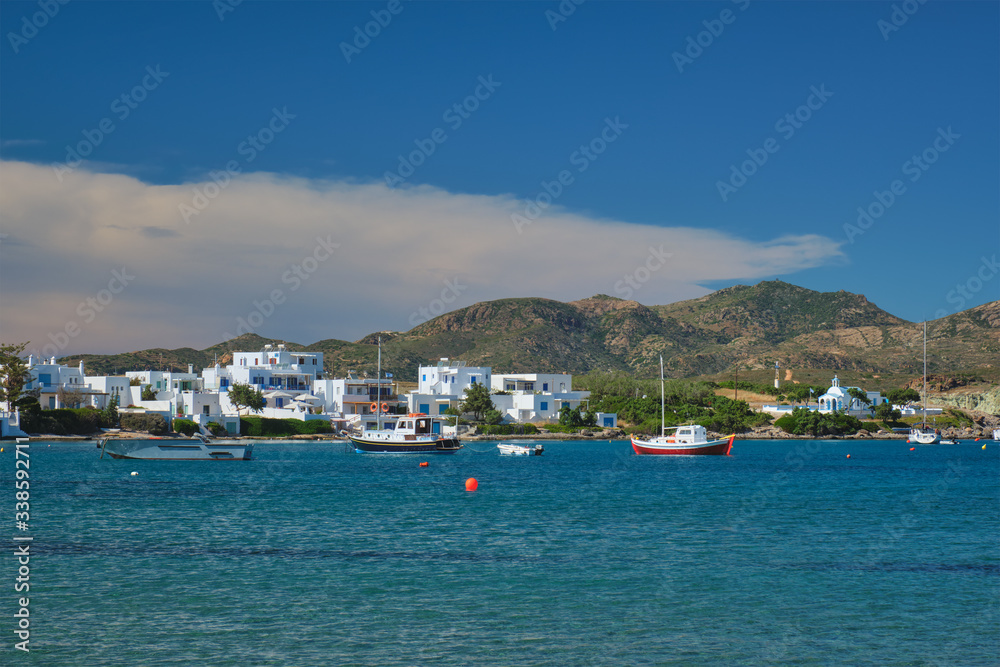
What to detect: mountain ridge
<box><xmin>54</xmin><ymin>280</ymin><xmax>999</xmax><ymax>384</ymax></box>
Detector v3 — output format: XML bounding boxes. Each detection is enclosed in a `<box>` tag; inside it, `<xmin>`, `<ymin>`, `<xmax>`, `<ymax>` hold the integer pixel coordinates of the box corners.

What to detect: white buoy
<box><xmin>130</xmin><ymin>471</ymin><xmax>138</xmax><ymax>476</ymax></box>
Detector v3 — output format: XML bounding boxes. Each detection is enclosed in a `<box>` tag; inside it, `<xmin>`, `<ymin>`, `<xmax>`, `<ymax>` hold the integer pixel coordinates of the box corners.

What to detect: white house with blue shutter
<box><xmin>406</xmin><ymin>360</ymin><xmax>491</xmax><ymax>416</ymax></box>
<box><xmin>490</xmin><ymin>373</ymin><xmax>592</xmax><ymax>424</ymax></box>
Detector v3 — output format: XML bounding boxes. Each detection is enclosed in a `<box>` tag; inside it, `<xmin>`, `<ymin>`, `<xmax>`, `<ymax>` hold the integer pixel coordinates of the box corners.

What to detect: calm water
<box><xmin>4</xmin><ymin>439</ymin><xmax>998</xmax><ymax>665</ymax></box>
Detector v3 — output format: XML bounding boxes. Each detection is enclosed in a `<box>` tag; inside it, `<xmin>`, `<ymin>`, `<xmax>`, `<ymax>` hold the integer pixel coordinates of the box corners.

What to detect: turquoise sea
<box><xmin>5</xmin><ymin>439</ymin><xmax>999</xmax><ymax>665</ymax></box>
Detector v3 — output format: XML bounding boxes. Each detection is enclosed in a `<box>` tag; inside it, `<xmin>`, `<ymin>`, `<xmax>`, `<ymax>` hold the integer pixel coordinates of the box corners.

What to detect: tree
<box><xmin>846</xmin><ymin>388</ymin><xmax>871</xmax><ymax>411</ymax></box>
<box><xmin>228</xmin><ymin>382</ymin><xmax>264</xmax><ymax>416</ymax></box>
<box><xmin>0</xmin><ymin>342</ymin><xmax>31</xmax><ymax>412</ymax></box>
<box><xmin>460</xmin><ymin>382</ymin><xmax>494</xmax><ymax>422</ymax></box>
<box><xmin>483</xmin><ymin>408</ymin><xmax>504</xmax><ymax>425</ymax></box>
<box><xmin>885</xmin><ymin>388</ymin><xmax>921</xmax><ymax>406</ymax></box>
<box><xmin>559</xmin><ymin>404</ymin><xmax>583</xmax><ymax>427</ymax></box>
<box><xmin>140</xmin><ymin>385</ymin><xmax>158</xmax><ymax>401</ymax></box>
<box><xmin>444</xmin><ymin>406</ymin><xmax>463</xmax><ymax>426</ymax></box>
<box><xmin>101</xmin><ymin>394</ymin><xmax>119</xmax><ymax>428</ymax></box>
<box><xmin>128</xmin><ymin>377</ymin><xmax>142</xmax><ymax>386</ymax></box>
<box><xmin>874</xmin><ymin>402</ymin><xmax>902</xmax><ymax>425</ymax></box>
<box><xmin>57</xmin><ymin>385</ymin><xmax>85</xmax><ymax>408</ymax></box>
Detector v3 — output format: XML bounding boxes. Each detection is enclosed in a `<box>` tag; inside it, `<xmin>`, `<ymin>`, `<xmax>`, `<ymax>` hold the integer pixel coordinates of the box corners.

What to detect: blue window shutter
<box><xmin>420</xmin><ymin>403</ymin><xmax>429</xmax><ymax>413</ymax></box>
<box><xmin>541</xmin><ymin>401</ymin><xmax>548</xmax><ymax>411</ymax></box>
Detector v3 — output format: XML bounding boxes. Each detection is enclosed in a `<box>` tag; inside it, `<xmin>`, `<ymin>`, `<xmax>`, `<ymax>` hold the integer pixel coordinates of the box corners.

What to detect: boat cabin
<box><xmin>394</xmin><ymin>414</ymin><xmax>441</xmax><ymax>436</ymax></box>
<box><xmin>670</xmin><ymin>425</ymin><xmax>707</xmax><ymax>443</ymax></box>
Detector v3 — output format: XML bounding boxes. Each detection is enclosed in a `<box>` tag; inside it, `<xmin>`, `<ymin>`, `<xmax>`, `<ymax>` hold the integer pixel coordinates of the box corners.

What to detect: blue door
<box><xmin>419</xmin><ymin>403</ymin><xmax>429</xmax><ymax>413</ymax></box>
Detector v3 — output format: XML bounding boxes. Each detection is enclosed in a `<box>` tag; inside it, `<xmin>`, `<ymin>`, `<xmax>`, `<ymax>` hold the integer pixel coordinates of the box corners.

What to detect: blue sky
<box><xmin>1</xmin><ymin>0</ymin><xmax>998</xmax><ymax>357</ymax></box>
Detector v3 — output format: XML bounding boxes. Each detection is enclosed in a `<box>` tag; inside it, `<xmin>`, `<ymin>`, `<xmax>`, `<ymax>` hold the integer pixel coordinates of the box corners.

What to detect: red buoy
<box><xmin>419</xmin><ymin>462</ymin><xmax>428</xmax><ymax>467</ymax></box>
<box><xmin>465</xmin><ymin>477</ymin><xmax>478</xmax><ymax>491</ymax></box>
<box><xmin>909</xmin><ymin>447</ymin><xmax>915</xmax><ymax>451</ymax></box>
<box><xmin>846</xmin><ymin>454</ymin><xmax>851</xmax><ymax>459</ymax></box>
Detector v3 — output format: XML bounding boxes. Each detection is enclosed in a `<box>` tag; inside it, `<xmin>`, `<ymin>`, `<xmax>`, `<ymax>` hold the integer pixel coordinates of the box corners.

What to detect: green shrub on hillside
<box><xmin>774</xmin><ymin>407</ymin><xmax>861</xmax><ymax>437</ymax></box>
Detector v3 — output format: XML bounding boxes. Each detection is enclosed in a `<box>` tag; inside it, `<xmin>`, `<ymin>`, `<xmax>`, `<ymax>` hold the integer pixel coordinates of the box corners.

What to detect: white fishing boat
<box><xmin>498</xmin><ymin>443</ymin><xmax>543</xmax><ymax>456</ymax></box>
<box><xmin>908</xmin><ymin>321</ymin><xmax>941</xmax><ymax>445</ymax></box>
<box><xmin>993</xmin><ymin>428</ymin><xmax>1000</xmax><ymax>442</ymax></box>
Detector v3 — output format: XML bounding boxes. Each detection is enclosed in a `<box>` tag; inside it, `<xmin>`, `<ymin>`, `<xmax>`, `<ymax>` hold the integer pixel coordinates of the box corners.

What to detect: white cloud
<box><xmin>0</xmin><ymin>160</ymin><xmax>844</xmax><ymax>356</ymax></box>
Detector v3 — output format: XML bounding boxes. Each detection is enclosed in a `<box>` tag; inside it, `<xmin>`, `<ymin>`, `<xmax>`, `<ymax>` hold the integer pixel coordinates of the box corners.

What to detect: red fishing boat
<box><xmin>631</xmin><ymin>425</ymin><xmax>734</xmax><ymax>456</ymax></box>
<box><xmin>631</xmin><ymin>355</ymin><xmax>734</xmax><ymax>456</ymax></box>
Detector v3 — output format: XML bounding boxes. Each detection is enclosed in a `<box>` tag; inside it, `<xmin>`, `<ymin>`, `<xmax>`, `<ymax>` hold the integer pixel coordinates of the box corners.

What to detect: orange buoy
<box><xmin>465</xmin><ymin>477</ymin><xmax>478</xmax><ymax>491</ymax></box>
<box><xmin>910</xmin><ymin>447</ymin><xmax>915</xmax><ymax>451</ymax></box>
<box><xmin>846</xmin><ymin>454</ymin><xmax>851</xmax><ymax>459</ymax></box>
<box><xmin>419</xmin><ymin>462</ymin><xmax>428</xmax><ymax>467</ymax></box>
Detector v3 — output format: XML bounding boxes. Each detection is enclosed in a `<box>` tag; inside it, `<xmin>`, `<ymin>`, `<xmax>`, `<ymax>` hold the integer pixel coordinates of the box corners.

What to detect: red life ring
<box><xmin>370</xmin><ymin>402</ymin><xmax>378</xmax><ymax>412</ymax></box>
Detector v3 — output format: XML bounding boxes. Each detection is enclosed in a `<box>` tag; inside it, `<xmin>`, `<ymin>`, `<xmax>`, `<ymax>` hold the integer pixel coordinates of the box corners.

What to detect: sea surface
<box><xmin>4</xmin><ymin>439</ymin><xmax>998</xmax><ymax>666</ymax></box>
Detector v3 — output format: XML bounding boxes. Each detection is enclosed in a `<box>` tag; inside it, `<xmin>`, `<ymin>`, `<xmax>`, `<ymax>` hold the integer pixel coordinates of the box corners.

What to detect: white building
<box><xmin>85</xmin><ymin>375</ymin><xmax>132</xmax><ymax>408</ymax></box>
<box><xmin>202</xmin><ymin>344</ymin><xmax>323</xmax><ymax>397</ymax></box>
<box><xmin>25</xmin><ymin>356</ymin><xmax>102</xmax><ymax>409</ymax></box>
<box><xmin>490</xmin><ymin>373</ymin><xmax>590</xmax><ymax>423</ymax></box>
<box><xmin>313</xmin><ymin>371</ymin><xmax>401</xmax><ymax>416</ymax></box>
<box><xmin>816</xmin><ymin>376</ymin><xmax>887</xmax><ymax>416</ymax></box>
<box><xmin>407</xmin><ymin>360</ymin><xmax>492</xmax><ymax>416</ymax></box>
<box><xmin>125</xmin><ymin>366</ymin><xmax>203</xmax><ymax>396</ymax></box>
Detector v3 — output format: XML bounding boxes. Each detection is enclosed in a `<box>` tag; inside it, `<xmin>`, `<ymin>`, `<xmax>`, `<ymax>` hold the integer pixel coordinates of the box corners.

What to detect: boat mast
<box><xmin>377</xmin><ymin>336</ymin><xmax>382</xmax><ymax>430</ymax></box>
<box><xmin>922</xmin><ymin>320</ymin><xmax>927</xmax><ymax>427</ymax></box>
<box><xmin>660</xmin><ymin>355</ymin><xmax>665</xmax><ymax>438</ymax></box>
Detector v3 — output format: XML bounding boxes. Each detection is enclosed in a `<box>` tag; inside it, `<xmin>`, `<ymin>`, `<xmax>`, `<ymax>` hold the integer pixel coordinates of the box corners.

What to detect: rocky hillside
<box><xmin>58</xmin><ymin>281</ymin><xmax>1000</xmax><ymax>386</ymax></box>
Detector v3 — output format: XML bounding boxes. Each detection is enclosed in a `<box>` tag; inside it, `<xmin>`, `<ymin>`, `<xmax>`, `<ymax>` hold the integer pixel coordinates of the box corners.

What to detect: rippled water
<box><xmin>6</xmin><ymin>439</ymin><xmax>998</xmax><ymax>665</ymax></box>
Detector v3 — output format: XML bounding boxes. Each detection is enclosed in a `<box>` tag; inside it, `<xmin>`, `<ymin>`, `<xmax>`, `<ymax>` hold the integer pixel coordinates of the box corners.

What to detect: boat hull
<box><xmin>907</xmin><ymin>430</ymin><xmax>941</xmax><ymax>445</ymax></box>
<box><xmin>348</xmin><ymin>435</ymin><xmax>462</xmax><ymax>454</ymax></box>
<box><xmin>101</xmin><ymin>438</ymin><xmax>253</xmax><ymax>460</ymax></box>
<box><xmin>498</xmin><ymin>443</ymin><xmax>543</xmax><ymax>456</ymax></box>
<box><xmin>631</xmin><ymin>434</ymin><xmax>734</xmax><ymax>456</ymax></box>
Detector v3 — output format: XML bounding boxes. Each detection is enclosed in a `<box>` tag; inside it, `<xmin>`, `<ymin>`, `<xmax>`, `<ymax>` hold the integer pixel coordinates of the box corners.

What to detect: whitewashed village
<box><xmin>1</xmin><ymin>343</ymin><xmax>943</xmax><ymax>440</ymax></box>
